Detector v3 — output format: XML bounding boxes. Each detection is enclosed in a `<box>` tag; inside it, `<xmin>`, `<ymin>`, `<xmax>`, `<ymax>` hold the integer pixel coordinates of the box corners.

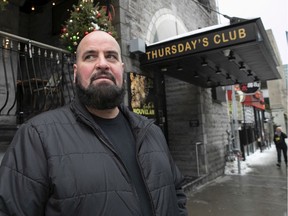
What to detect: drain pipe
<box><xmin>195</xmin><ymin>141</ymin><xmax>203</xmax><ymax>176</ymax></box>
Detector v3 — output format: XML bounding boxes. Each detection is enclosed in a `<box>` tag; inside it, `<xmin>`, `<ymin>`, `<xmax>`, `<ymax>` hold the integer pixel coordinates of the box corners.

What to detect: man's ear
<box><xmin>73</xmin><ymin>64</ymin><xmax>77</xmax><ymax>83</ymax></box>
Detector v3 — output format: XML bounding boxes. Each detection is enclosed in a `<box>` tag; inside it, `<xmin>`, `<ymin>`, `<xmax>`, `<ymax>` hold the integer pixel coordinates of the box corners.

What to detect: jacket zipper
<box><xmin>77</xmin><ymin>114</ymin><xmax>144</xmax><ymax>215</ymax></box>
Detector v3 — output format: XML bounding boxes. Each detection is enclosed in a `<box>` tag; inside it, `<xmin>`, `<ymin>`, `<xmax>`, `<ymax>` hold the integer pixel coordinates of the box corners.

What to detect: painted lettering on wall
<box><xmin>133</xmin><ymin>103</ymin><xmax>155</xmax><ymax>116</ymax></box>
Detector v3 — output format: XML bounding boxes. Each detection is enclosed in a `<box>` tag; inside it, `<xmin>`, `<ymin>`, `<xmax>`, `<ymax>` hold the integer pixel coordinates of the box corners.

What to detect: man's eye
<box><xmin>107</xmin><ymin>54</ymin><xmax>117</xmax><ymax>60</ymax></box>
<box><xmin>84</xmin><ymin>55</ymin><xmax>95</xmax><ymax>60</ymax></box>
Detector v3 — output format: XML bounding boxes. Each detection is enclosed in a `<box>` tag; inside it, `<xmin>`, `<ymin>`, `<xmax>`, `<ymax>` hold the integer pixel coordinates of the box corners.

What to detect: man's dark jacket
<box><xmin>0</xmin><ymin>98</ymin><xmax>187</xmax><ymax>216</ymax></box>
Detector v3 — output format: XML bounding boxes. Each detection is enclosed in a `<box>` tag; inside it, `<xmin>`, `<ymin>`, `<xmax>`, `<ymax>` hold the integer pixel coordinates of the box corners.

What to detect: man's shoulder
<box><xmin>27</xmin><ymin>105</ymin><xmax>74</xmax><ymax>126</ymax></box>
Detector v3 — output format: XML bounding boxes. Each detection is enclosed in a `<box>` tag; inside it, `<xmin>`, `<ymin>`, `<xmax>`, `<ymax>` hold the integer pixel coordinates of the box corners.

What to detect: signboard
<box><xmin>128</xmin><ymin>73</ymin><xmax>155</xmax><ymax>118</ymax></box>
<box><xmin>141</xmin><ymin>22</ymin><xmax>257</xmax><ymax>65</ymax></box>
<box><xmin>242</xmin><ymin>90</ymin><xmax>265</xmax><ymax>110</ymax></box>
<box><xmin>239</xmin><ymin>82</ymin><xmax>260</xmax><ymax>94</ymax></box>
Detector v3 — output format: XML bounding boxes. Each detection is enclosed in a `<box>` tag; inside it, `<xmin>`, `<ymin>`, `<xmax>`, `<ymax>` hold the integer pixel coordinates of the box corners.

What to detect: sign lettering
<box><xmin>141</xmin><ymin>23</ymin><xmax>256</xmax><ymax>65</ymax></box>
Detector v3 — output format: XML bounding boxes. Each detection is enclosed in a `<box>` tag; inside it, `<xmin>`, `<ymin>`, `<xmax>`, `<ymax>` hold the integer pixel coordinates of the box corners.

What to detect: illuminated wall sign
<box><xmin>141</xmin><ymin>22</ymin><xmax>257</xmax><ymax>65</ymax></box>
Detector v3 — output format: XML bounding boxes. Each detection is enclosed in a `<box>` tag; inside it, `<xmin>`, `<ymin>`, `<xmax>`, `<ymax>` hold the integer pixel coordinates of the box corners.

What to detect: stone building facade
<box><xmin>113</xmin><ymin>0</ymin><xmax>230</xmax><ymax>185</ymax></box>
<box><xmin>266</xmin><ymin>30</ymin><xmax>287</xmax><ymax>133</ymax></box>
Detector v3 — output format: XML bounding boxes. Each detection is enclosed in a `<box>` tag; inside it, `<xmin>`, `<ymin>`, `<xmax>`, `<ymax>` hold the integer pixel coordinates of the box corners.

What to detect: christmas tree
<box><xmin>61</xmin><ymin>0</ymin><xmax>117</xmax><ymax>53</ymax></box>
<box><xmin>0</xmin><ymin>0</ymin><xmax>8</xmax><ymax>11</ymax></box>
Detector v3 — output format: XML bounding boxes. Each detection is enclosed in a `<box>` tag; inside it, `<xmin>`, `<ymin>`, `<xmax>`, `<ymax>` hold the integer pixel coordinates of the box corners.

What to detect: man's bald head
<box><xmin>76</xmin><ymin>31</ymin><xmax>122</xmax><ymax>62</ymax></box>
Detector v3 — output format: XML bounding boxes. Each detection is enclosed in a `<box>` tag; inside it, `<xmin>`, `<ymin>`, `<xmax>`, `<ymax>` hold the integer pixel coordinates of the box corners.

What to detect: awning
<box><xmin>140</xmin><ymin>18</ymin><xmax>281</xmax><ymax>88</ymax></box>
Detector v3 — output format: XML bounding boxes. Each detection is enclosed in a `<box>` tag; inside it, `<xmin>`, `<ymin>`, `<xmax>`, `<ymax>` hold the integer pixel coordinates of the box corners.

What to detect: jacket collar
<box><xmin>70</xmin><ymin>96</ymin><xmax>154</xmax><ymax>130</ymax></box>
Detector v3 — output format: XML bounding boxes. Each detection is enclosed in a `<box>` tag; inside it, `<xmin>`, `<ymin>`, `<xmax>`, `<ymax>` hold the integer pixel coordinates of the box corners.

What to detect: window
<box><xmin>211</xmin><ymin>86</ymin><xmax>226</xmax><ymax>103</ymax></box>
<box><xmin>152</xmin><ymin>17</ymin><xmax>187</xmax><ymax>42</ymax></box>
<box><xmin>147</xmin><ymin>9</ymin><xmax>187</xmax><ymax>44</ymax></box>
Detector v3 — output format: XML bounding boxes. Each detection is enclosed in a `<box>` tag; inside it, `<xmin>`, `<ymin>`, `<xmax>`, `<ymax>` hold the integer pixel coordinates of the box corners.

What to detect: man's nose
<box><xmin>95</xmin><ymin>56</ymin><xmax>109</xmax><ymax>70</ymax></box>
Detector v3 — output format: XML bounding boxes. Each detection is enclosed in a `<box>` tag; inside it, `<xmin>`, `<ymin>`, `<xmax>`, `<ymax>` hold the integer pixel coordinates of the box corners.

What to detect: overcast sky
<box><xmin>217</xmin><ymin>0</ymin><xmax>288</xmax><ymax>64</ymax></box>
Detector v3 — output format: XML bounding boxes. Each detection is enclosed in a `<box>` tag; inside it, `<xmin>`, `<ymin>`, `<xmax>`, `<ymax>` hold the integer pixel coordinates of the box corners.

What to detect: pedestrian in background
<box><xmin>0</xmin><ymin>31</ymin><xmax>187</xmax><ymax>216</ymax></box>
<box><xmin>273</xmin><ymin>127</ymin><xmax>287</xmax><ymax>167</ymax></box>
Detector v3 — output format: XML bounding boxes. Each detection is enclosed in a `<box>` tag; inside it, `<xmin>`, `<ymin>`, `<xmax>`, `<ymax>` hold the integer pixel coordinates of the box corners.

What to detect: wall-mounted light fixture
<box><xmin>222</xmin><ymin>49</ymin><xmax>230</xmax><ymax>57</ymax></box>
<box><xmin>254</xmin><ymin>76</ymin><xmax>260</xmax><ymax>82</ymax></box>
<box><xmin>226</xmin><ymin>73</ymin><xmax>232</xmax><ymax>80</ymax></box>
<box><xmin>207</xmin><ymin>77</ymin><xmax>212</xmax><ymax>85</ymax></box>
<box><xmin>247</xmin><ymin>70</ymin><xmax>253</xmax><ymax>76</ymax></box>
<box><xmin>3</xmin><ymin>38</ymin><xmax>9</xmax><ymax>49</ymax></box>
<box><xmin>194</xmin><ymin>72</ymin><xmax>199</xmax><ymax>78</ymax></box>
<box><xmin>160</xmin><ymin>67</ymin><xmax>167</xmax><ymax>72</ymax></box>
<box><xmin>239</xmin><ymin>62</ymin><xmax>246</xmax><ymax>71</ymax></box>
<box><xmin>215</xmin><ymin>67</ymin><xmax>221</xmax><ymax>75</ymax></box>
<box><xmin>228</xmin><ymin>51</ymin><xmax>236</xmax><ymax>61</ymax></box>
<box><xmin>201</xmin><ymin>58</ymin><xmax>208</xmax><ymax>66</ymax></box>
<box><xmin>177</xmin><ymin>64</ymin><xmax>183</xmax><ymax>71</ymax></box>
<box><xmin>129</xmin><ymin>38</ymin><xmax>146</xmax><ymax>54</ymax></box>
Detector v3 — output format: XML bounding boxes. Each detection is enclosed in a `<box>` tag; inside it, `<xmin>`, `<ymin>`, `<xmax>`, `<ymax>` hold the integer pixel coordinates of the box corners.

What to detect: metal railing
<box><xmin>0</xmin><ymin>31</ymin><xmax>75</xmax><ymax>124</ymax></box>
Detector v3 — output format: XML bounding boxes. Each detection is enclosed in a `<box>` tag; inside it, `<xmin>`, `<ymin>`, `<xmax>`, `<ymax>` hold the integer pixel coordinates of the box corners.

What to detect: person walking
<box><xmin>0</xmin><ymin>31</ymin><xmax>187</xmax><ymax>216</ymax></box>
<box><xmin>273</xmin><ymin>127</ymin><xmax>287</xmax><ymax>167</ymax></box>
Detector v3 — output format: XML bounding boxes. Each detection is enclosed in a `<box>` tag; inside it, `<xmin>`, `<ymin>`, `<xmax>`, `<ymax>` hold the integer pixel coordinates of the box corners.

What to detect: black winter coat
<box><xmin>0</xmin><ymin>99</ymin><xmax>187</xmax><ymax>216</ymax></box>
<box><xmin>273</xmin><ymin>132</ymin><xmax>287</xmax><ymax>148</ymax></box>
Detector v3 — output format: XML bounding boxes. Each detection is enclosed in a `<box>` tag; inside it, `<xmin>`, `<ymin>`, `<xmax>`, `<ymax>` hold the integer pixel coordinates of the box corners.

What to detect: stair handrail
<box><xmin>0</xmin><ymin>30</ymin><xmax>70</xmax><ymax>54</ymax></box>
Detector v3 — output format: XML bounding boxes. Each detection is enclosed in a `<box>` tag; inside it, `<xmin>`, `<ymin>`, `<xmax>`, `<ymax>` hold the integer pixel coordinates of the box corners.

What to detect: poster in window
<box><xmin>128</xmin><ymin>73</ymin><xmax>155</xmax><ymax>118</ymax></box>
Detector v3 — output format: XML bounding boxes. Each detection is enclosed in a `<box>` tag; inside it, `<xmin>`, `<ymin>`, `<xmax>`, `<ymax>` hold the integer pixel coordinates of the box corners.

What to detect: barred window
<box><xmin>211</xmin><ymin>86</ymin><xmax>226</xmax><ymax>103</ymax></box>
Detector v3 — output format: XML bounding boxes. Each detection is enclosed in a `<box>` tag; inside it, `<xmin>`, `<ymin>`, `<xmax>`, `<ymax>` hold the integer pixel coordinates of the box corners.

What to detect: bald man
<box><xmin>0</xmin><ymin>31</ymin><xmax>187</xmax><ymax>216</ymax></box>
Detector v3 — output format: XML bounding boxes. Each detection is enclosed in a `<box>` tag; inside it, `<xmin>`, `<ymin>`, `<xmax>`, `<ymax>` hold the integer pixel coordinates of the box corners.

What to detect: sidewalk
<box><xmin>187</xmin><ymin>145</ymin><xmax>288</xmax><ymax>216</ymax></box>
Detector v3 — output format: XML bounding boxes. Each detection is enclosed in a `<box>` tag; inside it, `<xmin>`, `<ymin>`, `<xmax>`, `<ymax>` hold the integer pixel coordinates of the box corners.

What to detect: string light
<box><xmin>0</xmin><ymin>0</ymin><xmax>8</xmax><ymax>11</ymax></box>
